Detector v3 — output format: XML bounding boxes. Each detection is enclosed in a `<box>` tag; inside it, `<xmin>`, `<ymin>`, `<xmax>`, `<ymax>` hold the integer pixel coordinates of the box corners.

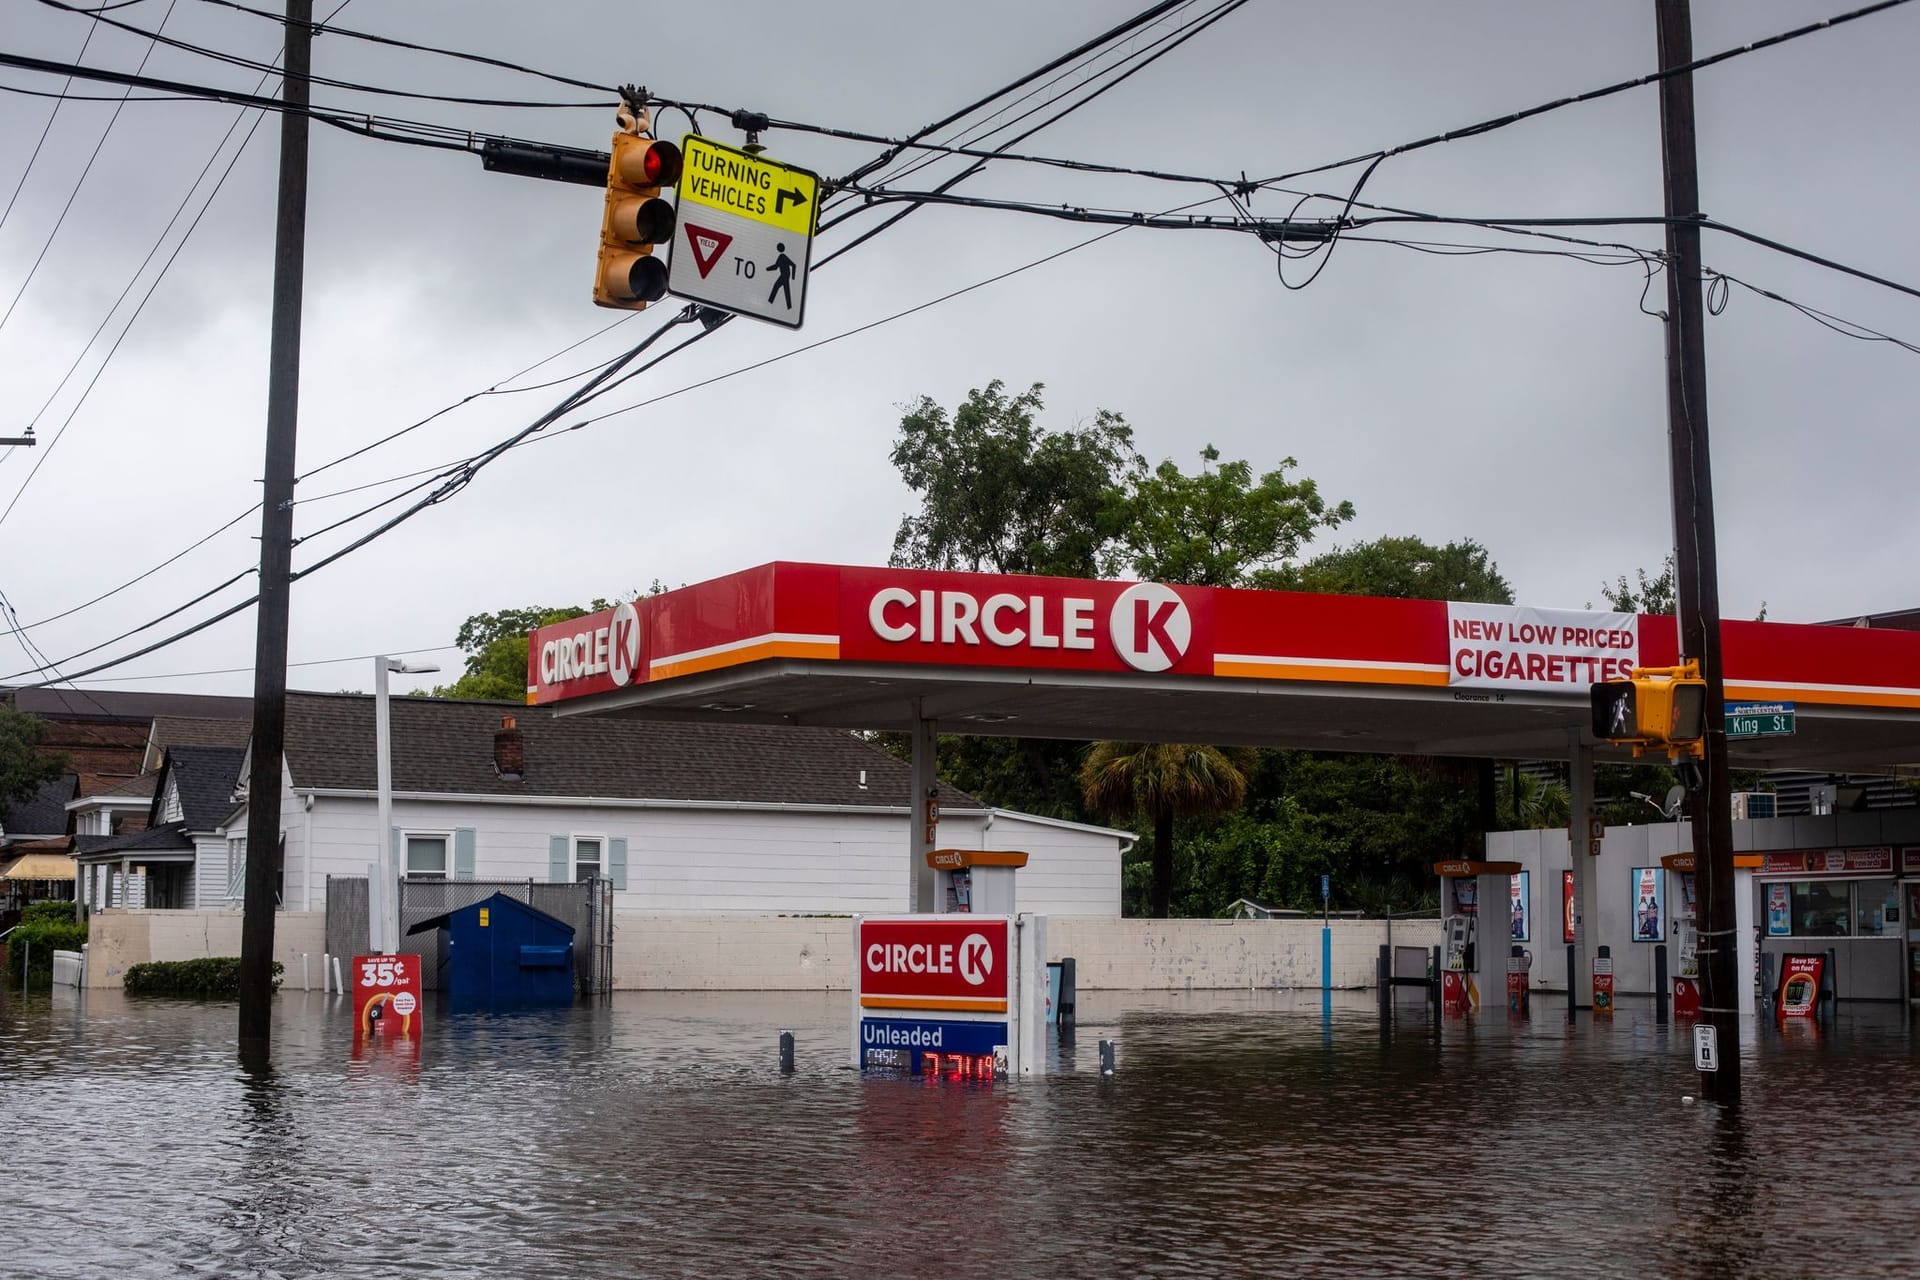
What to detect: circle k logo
<box><xmin>1109</xmin><ymin>582</ymin><xmax>1191</xmax><ymax>672</ymax></box>
<box><xmin>958</xmin><ymin>932</ymin><xmax>994</xmax><ymax>986</ymax></box>
<box><xmin>609</xmin><ymin>600</ymin><xmax>641</xmax><ymax>688</ymax></box>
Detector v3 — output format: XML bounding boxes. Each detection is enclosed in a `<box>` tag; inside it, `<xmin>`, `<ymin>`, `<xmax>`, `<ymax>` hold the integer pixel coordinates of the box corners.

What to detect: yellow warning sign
<box><xmin>679</xmin><ymin>135</ymin><xmax>817</xmax><ymax>238</ymax></box>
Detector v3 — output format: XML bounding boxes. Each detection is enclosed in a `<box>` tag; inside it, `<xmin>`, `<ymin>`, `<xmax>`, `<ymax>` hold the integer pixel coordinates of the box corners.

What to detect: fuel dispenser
<box><xmin>1433</xmin><ymin>860</ymin><xmax>1523</xmax><ymax>1015</ymax></box>
<box><xmin>929</xmin><ymin>848</ymin><xmax>1028</xmax><ymax>914</ymax></box>
<box><xmin>1661</xmin><ymin>851</ymin><xmax>1763</xmax><ymax>1021</ymax></box>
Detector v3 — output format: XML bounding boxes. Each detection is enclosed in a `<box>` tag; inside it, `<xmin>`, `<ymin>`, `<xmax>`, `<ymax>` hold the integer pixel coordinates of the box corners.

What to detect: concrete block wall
<box><xmin>85</xmin><ymin>910</ymin><xmax>328</xmax><ymax>990</ymax></box>
<box><xmin>1049</xmin><ymin>917</ymin><xmax>1443</xmax><ymax>990</ymax></box>
<box><xmin>609</xmin><ymin>913</ymin><xmax>1443</xmax><ymax>992</ymax></box>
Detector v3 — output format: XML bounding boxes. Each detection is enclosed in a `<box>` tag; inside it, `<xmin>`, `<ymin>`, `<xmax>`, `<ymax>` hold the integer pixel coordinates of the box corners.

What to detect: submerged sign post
<box><xmin>668</xmin><ymin>134</ymin><xmax>818</xmax><ymax>329</ymax></box>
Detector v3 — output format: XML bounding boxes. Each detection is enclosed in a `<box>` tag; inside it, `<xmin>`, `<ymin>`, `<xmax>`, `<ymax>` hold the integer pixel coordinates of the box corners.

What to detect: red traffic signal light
<box><xmin>595</xmin><ymin>135</ymin><xmax>682</xmax><ymax>309</ymax></box>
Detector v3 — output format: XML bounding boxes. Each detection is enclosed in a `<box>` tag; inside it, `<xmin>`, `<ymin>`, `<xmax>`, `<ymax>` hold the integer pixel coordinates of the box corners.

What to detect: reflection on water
<box><xmin>3</xmin><ymin>986</ymin><xmax>1917</xmax><ymax>1278</ymax></box>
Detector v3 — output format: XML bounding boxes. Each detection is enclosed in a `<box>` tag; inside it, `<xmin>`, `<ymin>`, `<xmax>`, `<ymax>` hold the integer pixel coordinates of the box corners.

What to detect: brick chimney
<box><xmin>493</xmin><ymin>714</ymin><xmax>524</xmax><ymax>781</ymax></box>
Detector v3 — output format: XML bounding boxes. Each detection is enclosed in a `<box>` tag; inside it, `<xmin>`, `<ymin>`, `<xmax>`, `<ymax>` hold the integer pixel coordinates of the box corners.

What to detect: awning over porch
<box><xmin>2</xmin><ymin>853</ymin><xmax>77</xmax><ymax>880</ymax></box>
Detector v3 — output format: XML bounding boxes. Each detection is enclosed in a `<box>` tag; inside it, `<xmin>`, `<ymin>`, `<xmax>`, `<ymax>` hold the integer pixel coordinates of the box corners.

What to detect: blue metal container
<box><xmin>408</xmin><ymin>892</ymin><xmax>576</xmax><ymax>1010</ymax></box>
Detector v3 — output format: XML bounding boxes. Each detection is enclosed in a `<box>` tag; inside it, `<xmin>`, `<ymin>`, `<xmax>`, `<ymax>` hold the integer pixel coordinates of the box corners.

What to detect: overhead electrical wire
<box><xmin>3</xmin><ymin>1</ymin><xmax>1225</xmax><ymax>688</ymax></box>
<box><xmin>32</xmin><ymin>0</ymin><xmax>607</xmax><ymax>109</ymax></box>
<box><xmin>0</xmin><ymin>5</ymin><xmax>102</xmax><ymax>231</ymax></box>
<box><xmin>64</xmin><ymin>642</ymin><xmax>459</xmax><ymax>685</ymax></box>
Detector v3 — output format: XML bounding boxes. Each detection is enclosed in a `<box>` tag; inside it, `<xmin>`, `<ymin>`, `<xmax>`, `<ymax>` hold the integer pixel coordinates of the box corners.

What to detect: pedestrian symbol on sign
<box><xmin>767</xmin><ymin>244</ymin><xmax>797</xmax><ymax>309</ymax></box>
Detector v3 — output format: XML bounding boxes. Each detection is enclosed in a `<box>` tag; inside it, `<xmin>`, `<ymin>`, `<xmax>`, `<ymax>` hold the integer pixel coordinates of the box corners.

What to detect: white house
<box><xmin>227</xmin><ymin>691</ymin><xmax>1131</xmax><ymax>919</ymax></box>
<box><xmin>74</xmin><ymin>745</ymin><xmax>248</xmax><ymax>910</ymax></box>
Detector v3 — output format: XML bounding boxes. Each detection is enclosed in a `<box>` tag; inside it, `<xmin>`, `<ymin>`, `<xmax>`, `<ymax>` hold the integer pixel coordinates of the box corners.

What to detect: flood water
<box><xmin>3</xmin><ymin>986</ymin><xmax>1917</xmax><ymax>1278</ymax></box>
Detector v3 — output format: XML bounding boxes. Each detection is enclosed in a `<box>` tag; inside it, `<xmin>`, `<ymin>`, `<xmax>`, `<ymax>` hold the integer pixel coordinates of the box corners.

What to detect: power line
<box><xmin>0</xmin><ymin>0</ymin><xmax>181</xmax><ymax>337</ymax></box>
<box><xmin>33</xmin><ymin>0</ymin><xmax>607</xmax><ymax>109</ymax></box>
<box><xmin>66</xmin><ymin>641</ymin><xmax>458</xmax><ymax>684</ymax></box>
<box><xmin>0</xmin><ymin>8</ymin><xmax>102</xmax><ymax>232</ymax></box>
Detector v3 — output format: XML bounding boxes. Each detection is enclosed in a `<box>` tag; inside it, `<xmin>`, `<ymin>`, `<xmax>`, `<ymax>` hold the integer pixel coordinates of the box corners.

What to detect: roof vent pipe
<box><xmin>494</xmin><ymin>714</ymin><xmax>524</xmax><ymax>782</ymax></box>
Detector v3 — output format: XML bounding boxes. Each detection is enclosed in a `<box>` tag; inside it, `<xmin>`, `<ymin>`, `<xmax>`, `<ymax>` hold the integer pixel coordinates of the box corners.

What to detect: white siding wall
<box><xmin>288</xmin><ymin>788</ymin><xmax>1127</xmax><ymax>916</ymax></box>
<box><xmin>192</xmin><ymin>835</ymin><xmax>229</xmax><ymax>909</ymax></box>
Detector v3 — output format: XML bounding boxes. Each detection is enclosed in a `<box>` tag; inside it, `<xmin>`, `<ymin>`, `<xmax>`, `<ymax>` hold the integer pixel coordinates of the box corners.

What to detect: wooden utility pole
<box><xmin>239</xmin><ymin>0</ymin><xmax>312</xmax><ymax>1061</ymax></box>
<box><xmin>1655</xmin><ymin>0</ymin><xmax>1740</xmax><ymax>1103</ymax></box>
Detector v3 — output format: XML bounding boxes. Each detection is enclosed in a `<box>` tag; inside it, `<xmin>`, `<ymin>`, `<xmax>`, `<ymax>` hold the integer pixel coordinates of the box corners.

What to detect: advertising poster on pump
<box><xmin>1632</xmin><ymin>867</ymin><xmax>1664</xmax><ymax>942</ymax></box>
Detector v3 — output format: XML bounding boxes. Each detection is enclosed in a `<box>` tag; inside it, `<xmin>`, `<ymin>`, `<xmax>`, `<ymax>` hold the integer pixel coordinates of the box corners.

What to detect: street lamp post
<box><xmin>374</xmin><ymin>655</ymin><xmax>439</xmax><ymax>954</ymax></box>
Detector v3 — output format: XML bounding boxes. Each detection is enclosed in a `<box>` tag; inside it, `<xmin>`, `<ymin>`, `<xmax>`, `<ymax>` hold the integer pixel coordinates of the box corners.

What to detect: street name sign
<box><xmin>667</xmin><ymin>134</ymin><xmax>818</xmax><ymax>329</ymax></box>
<box><xmin>1724</xmin><ymin>701</ymin><xmax>1795</xmax><ymax>738</ymax></box>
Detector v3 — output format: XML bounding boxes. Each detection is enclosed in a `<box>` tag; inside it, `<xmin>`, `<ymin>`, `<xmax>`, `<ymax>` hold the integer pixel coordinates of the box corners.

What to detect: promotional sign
<box><xmin>1562</xmin><ymin>869</ymin><xmax>1577</xmax><ymax>944</ymax></box>
<box><xmin>1445</xmin><ymin>603</ymin><xmax>1638</xmax><ymax>693</ymax></box>
<box><xmin>1509</xmin><ymin>870</ymin><xmax>1530</xmax><ymax>942</ymax></box>
<box><xmin>1673</xmin><ymin>976</ymin><xmax>1701</xmax><ymax>1021</ymax></box>
<box><xmin>1505</xmin><ymin>951</ymin><xmax>1531</xmax><ymax>1017</ymax></box>
<box><xmin>1676</xmin><ymin>871</ymin><xmax>1697</xmax><ymax>922</ymax></box>
<box><xmin>858</xmin><ymin>916</ymin><xmax>1009</xmax><ymax>1012</ymax></box>
<box><xmin>858</xmin><ymin>1017</ymin><xmax>1005</xmax><ymax>1072</ymax></box>
<box><xmin>1767</xmin><ymin>884</ymin><xmax>1792</xmax><ymax>936</ymax></box>
<box><xmin>668</xmin><ymin>135</ymin><xmax>819</xmax><ymax>329</ymax></box>
<box><xmin>1440</xmin><ymin>969</ymin><xmax>1476</xmax><ymax>1015</ymax></box>
<box><xmin>1761</xmin><ymin>848</ymin><xmax>1893</xmax><ymax>877</ymax></box>
<box><xmin>1451</xmin><ymin>877</ymin><xmax>1477</xmax><ymax>917</ymax></box>
<box><xmin>1592</xmin><ymin>952</ymin><xmax>1614</xmax><ymax>1016</ymax></box>
<box><xmin>1632</xmin><ymin>867</ymin><xmax>1664</xmax><ymax>942</ymax></box>
<box><xmin>352</xmin><ymin>952</ymin><xmax>423</xmax><ymax>1039</ymax></box>
<box><xmin>1776</xmin><ymin>954</ymin><xmax>1826</xmax><ymax>1019</ymax></box>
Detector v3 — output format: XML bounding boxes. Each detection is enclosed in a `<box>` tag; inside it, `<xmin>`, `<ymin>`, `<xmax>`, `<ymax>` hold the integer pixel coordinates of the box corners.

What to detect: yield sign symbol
<box><xmin>682</xmin><ymin>222</ymin><xmax>733</xmax><ymax>279</ymax></box>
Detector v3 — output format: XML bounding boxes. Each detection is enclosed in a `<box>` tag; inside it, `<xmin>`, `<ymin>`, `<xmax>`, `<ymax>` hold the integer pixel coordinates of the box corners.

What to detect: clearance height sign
<box><xmin>667</xmin><ymin>134</ymin><xmax>818</xmax><ymax>329</ymax></box>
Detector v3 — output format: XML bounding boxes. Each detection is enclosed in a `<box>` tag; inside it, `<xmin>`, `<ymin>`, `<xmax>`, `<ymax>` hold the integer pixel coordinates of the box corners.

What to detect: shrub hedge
<box><xmin>5</xmin><ymin>916</ymin><xmax>88</xmax><ymax>992</ymax></box>
<box><xmin>123</xmin><ymin>956</ymin><xmax>284</xmax><ymax>998</ymax></box>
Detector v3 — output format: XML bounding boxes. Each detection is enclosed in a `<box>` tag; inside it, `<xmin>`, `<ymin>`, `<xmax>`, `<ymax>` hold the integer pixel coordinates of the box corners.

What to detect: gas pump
<box><xmin>1440</xmin><ymin>913</ymin><xmax>1475</xmax><ymax>1013</ymax></box>
<box><xmin>1672</xmin><ymin>870</ymin><xmax>1701</xmax><ymax>1021</ymax></box>
<box><xmin>1506</xmin><ymin>945</ymin><xmax>1532</xmax><ymax>1017</ymax></box>
<box><xmin>928</xmin><ymin>849</ymin><xmax>1028</xmax><ymax>914</ymax></box>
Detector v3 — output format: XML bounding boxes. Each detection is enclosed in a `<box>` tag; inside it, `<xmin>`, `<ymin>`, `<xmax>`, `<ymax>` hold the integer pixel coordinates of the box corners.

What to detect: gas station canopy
<box><xmin>527</xmin><ymin>562</ymin><xmax>1920</xmax><ymax>773</ymax></box>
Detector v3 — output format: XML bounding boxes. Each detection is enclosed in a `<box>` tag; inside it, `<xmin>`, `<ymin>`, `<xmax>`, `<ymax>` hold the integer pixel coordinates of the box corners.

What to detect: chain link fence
<box><xmin>325</xmin><ymin>875</ymin><xmax>614</xmax><ymax>995</ymax></box>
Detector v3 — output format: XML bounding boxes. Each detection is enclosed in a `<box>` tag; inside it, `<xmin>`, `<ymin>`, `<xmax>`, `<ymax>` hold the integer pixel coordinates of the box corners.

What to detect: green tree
<box><xmin>1080</xmin><ymin>741</ymin><xmax>1257</xmax><ymax>918</ymax></box>
<box><xmin>434</xmin><ymin>602</ymin><xmax>613</xmax><ymax>700</ymax></box>
<box><xmin>1121</xmin><ymin>445</ymin><xmax>1353</xmax><ymax>587</ymax></box>
<box><xmin>1495</xmin><ymin>768</ymin><xmax>1572</xmax><ymax>830</ymax></box>
<box><xmin>1598</xmin><ymin>555</ymin><xmax>1675</xmax><ymax>614</ymax></box>
<box><xmin>1282</xmin><ymin>535</ymin><xmax>1514</xmax><ymax>604</ymax></box>
<box><xmin>889</xmin><ymin>380</ymin><xmax>1139</xmax><ymax>578</ymax></box>
<box><xmin>0</xmin><ymin>702</ymin><xmax>66</xmax><ymax>809</ymax></box>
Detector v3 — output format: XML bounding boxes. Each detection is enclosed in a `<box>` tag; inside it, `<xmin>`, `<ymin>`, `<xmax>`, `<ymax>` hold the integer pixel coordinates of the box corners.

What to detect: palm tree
<box><xmin>1080</xmin><ymin>742</ymin><xmax>1257</xmax><ymax>917</ymax></box>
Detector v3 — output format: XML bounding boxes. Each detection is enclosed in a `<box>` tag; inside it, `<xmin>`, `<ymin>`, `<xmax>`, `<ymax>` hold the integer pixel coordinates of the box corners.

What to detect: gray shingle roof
<box><xmin>75</xmin><ymin>821</ymin><xmax>192</xmax><ymax>858</ymax></box>
<box><xmin>1</xmin><ymin>772</ymin><xmax>78</xmax><ymax>839</ymax></box>
<box><xmin>161</xmin><ymin>746</ymin><xmax>248</xmax><ymax>830</ymax></box>
<box><xmin>2</xmin><ymin>687</ymin><xmax>250</xmax><ymax>723</ymax></box>
<box><xmin>282</xmin><ymin>691</ymin><xmax>977</xmax><ymax>809</ymax></box>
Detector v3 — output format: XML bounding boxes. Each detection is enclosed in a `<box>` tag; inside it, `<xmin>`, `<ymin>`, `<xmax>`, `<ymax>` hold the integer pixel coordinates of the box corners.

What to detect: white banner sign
<box><xmin>1446</xmin><ymin>603</ymin><xmax>1639</xmax><ymax>692</ymax></box>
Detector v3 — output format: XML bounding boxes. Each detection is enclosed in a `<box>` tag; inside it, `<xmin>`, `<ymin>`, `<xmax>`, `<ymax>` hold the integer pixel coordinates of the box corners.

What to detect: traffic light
<box><xmin>1590</xmin><ymin>663</ymin><xmax>1708</xmax><ymax>756</ymax></box>
<box><xmin>594</xmin><ymin>133</ymin><xmax>681</xmax><ymax>309</ymax></box>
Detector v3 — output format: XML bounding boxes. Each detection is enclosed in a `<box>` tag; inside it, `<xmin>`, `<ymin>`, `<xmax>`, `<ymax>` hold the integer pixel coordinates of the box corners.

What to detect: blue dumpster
<box><xmin>406</xmin><ymin>893</ymin><xmax>576</xmax><ymax>1010</ymax></box>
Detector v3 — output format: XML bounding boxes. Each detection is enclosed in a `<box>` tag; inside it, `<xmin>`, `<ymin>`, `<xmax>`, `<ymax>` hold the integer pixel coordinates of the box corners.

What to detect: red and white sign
<box><xmin>1446</xmin><ymin>603</ymin><xmax>1638</xmax><ymax>692</ymax></box>
<box><xmin>858</xmin><ymin>916</ymin><xmax>1008</xmax><ymax>1012</ymax></box>
<box><xmin>527</xmin><ymin>600</ymin><xmax>645</xmax><ymax>702</ymax></box>
<box><xmin>1777</xmin><ymin>954</ymin><xmax>1825</xmax><ymax>1019</ymax></box>
<box><xmin>1760</xmin><ymin>847</ymin><xmax>1892</xmax><ymax>877</ymax></box>
<box><xmin>352</xmin><ymin>952</ymin><xmax>423</xmax><ymax>1040</ymax></box>
<box><xmin>522</xmin><ymin>562</ymin><xmax>1920</xmax><ymax>716</ymax></box>
<box><xmin>681</xmin><ymin>222</ymin><xmax>733</xmax><ymax>278</ymax></box>
<box><xmin>845</xmin><ymin>568</ymin><xmax>1209</xmax><ymax>677</ymax></box>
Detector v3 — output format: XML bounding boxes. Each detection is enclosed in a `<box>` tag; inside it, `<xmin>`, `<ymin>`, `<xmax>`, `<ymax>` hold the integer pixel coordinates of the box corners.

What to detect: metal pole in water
<box><xmin>779</xmin><ymin>1031</ymin><xmax>795</xmax><ymax>1074</ymax></box>
<box><xmin>1655</xmin><ymin>944</ymin><xmax>1670</xmax><ymax>1024</ymax></box>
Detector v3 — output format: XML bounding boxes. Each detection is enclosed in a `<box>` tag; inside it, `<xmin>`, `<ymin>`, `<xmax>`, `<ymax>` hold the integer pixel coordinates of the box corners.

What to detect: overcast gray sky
<box><xmin>1</xmin><ymin>0</ymin><xmax>1915</xmax><ymax>697</ymax></box>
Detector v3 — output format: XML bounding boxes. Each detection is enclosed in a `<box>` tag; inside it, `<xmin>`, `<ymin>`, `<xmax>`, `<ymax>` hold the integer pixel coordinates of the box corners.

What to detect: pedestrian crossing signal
<box><xmin>594</xmin><ymin>134</ymin><xmax>681</xmax><ymax>309</ymax></box>
<box><xmin>1590</xmin><ymin>663</ymin><xmax>1708</xmax><ymax>757</ymax></box>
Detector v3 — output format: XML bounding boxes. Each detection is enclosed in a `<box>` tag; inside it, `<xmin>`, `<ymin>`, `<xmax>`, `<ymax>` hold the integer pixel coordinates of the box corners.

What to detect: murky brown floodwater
<box><xmin>3</xmin><ymin>986</ymin><xmax>1916</xmax><ymax>1278</ymax></box>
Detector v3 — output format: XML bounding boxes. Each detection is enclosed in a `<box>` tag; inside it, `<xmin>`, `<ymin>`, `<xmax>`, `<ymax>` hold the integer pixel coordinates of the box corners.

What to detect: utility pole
<box><xmin>1655</xmin><ymin>0</ymin><xmax>1739</xmax><ymax>1103</ymax></box>
<box><xmin>239</xmin><ymin>0</ymin><xmax>312</xmax><ymax>1062</ymax></box>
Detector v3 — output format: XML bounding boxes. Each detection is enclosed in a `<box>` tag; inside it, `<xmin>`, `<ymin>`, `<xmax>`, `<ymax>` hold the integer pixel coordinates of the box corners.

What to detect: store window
<box><xmin>1853</xmin><ymin>880</ymin><xmax>1899</xmax><ymax>937</ymax></box>
<box><xmin>406</xmin><ymin>834</ymin><xmax>449</xmax><ymax>880</ymax></box>
<box><xmin>1789</xmin><ymin>881</ymin><xmax>1852</xmax><ymax>937</ymax></box>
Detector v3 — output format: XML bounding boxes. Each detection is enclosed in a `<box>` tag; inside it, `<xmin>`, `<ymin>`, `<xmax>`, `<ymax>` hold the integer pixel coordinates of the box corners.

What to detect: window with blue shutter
<box><xmin>453</xmin><ymin>828</ymin><xmax>476</xmax><ymax>880</ymax></box>
<box><xmin>548</xmin><ymin>836</ymin><xmax>569</xmax><ymax>884</ymax></box>
<box><xmin>608</xmin><ymin>837</ymin><xmax>628</xmax><ymax>891</ymax></box>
